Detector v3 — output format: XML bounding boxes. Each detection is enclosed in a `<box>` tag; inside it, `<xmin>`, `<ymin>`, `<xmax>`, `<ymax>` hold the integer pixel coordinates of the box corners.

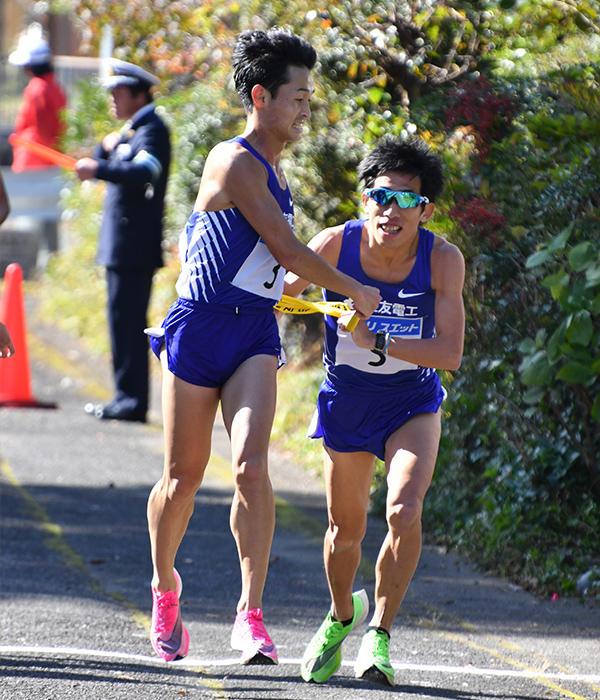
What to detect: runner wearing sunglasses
<box><xmin>284</xmin><ymin>136</ymin><xmax>465</xmax><ymax>686</ymax></box>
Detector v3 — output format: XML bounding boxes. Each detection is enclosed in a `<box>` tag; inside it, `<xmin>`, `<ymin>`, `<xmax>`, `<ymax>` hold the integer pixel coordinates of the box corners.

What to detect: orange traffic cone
<box><xmin>0</xmin><ymin>263</ymin><xmax>56</xmax><ymax>408</ymax></box>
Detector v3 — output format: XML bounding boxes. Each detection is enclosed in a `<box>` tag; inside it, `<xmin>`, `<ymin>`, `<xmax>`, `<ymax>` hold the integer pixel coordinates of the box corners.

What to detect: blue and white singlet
<box><xmin>175</xmin><ymin>136</ymin><xmax>292</xmax><ymax>309</ymax></box>
<box><xmin>149</xmin><ymin>137</ymin><xmax>290</xmax><ymax>387</ymax></box>
<box><xmin>323</xmin><ymin>219</ymin><xmax>439</xmax><ymax>389</ymax></box>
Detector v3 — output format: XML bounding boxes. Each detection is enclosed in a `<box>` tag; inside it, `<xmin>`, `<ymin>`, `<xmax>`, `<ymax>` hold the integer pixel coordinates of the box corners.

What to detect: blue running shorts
<box><xmin>149</xmin><ymin>297</ymin><xmax>283</xmax><ymax>388</ymax></box>
<box><xmin>309</xmin><ymin>375</ymin><xmax>445</xmax><ymax>461</ymax></box>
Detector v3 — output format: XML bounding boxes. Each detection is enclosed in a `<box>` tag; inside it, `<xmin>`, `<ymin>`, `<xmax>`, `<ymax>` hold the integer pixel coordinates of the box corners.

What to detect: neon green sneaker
<box><xmin>354</xmin><ymin>628</ymin><xmax>395</xmax><ymax>686</ymax></box>
<box><xmin>300</xmin><ymin>589</ymin><xmax>369</xmax><ymax>683</ymax></box>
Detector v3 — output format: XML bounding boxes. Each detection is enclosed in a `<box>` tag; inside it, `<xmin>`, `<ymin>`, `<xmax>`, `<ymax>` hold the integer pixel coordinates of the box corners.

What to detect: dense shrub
<box><xmin>422</xmin><ymin>64</ymin><xmax>599</xmax><ymax>596</ymax></box>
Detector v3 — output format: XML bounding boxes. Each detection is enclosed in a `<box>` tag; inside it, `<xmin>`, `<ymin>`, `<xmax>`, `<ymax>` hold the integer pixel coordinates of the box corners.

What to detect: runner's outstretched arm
<box><xmin>200</xmin><ymin>144</ymin><xmax>380</xmax><ymax>319</ymax></box>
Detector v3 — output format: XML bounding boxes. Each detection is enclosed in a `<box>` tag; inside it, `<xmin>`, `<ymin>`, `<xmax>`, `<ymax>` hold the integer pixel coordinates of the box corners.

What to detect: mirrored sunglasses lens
<box><xmin>370</xmin><ymin>189</ymin><xmax>389</xmax><ymax>205</ymax></box>
<box><xmin>393</xmin><ymin>192</ymin><xmax>420</xmax><ymax>208</ymax></box>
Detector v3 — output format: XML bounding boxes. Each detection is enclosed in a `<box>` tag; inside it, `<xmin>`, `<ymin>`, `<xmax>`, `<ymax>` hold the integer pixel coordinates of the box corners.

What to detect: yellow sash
<box><xmin>274</xmin><ymin>294</ymin><xmax>360</xmax><ymax>331</ymax></box>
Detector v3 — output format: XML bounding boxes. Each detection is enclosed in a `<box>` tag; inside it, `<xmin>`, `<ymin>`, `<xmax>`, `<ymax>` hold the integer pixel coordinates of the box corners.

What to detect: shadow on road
<box><xmin>2</xmin><ymin>473</ymin><xmax>599</xmax><ymax>642</ymax></box>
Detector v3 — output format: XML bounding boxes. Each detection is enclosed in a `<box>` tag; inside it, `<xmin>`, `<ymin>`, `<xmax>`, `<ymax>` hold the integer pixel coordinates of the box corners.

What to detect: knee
<box><xmin>386</xmin><ymin>499</ymin><xmax>422</xmax><ymax>539</ymax></box>
<box><xmin>327</xmin><ymin>515</ymin><xmax>367</xmax><ymax>554</ymax></box>
<box><xmin>157</xmin><ymin>468</ymin><xmax>202</xmax><ymax>504</ymax></box>
<box><xmin>233</xmin><ymin>455</ymin><xmax>268</xmax><ymax>492</ymax></box>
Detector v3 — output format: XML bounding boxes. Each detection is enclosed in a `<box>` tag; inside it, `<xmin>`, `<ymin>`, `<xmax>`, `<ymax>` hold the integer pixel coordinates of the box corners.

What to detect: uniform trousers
<box><xmin>106</xmin><ymin>267</ymin><xmax>154</xmax><ymax>414</ymax></box>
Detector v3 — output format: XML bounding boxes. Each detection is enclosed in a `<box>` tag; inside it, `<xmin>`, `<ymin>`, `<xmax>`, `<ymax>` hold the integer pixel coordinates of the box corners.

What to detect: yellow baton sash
<box><xmin>274</xmin><ymin>294</ymin><xmax>360</xmax><ymax>331</ymax></box>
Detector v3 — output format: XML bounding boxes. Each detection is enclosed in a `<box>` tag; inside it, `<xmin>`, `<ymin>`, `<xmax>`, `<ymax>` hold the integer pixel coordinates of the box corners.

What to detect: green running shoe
<box><xmin>300</xmin><ymin>589</ymin><xmax>369</xmax><ymax>683</ymax></box>
<box><xmin>354</xmin><ymin>627</ymin><xmax>395</xmax><ymax>687</ymax></box>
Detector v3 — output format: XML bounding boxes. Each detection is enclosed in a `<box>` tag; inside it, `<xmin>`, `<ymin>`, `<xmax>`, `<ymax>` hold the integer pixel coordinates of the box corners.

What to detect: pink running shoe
<box><xmin>150</xmin><ymin>568</ymin><xmax>190</xmax><ymax>661</ymax></box>
<box><xmin>230</xmin><ymin>608</ymin><xmax>278</xmax><ymax>665</ymax></box>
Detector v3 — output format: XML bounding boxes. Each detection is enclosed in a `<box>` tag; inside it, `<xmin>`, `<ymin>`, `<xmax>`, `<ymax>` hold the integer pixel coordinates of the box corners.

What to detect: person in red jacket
<box><xmin>8</xmin><ymin>36</ymin><xmax>67</xmax><ymax>172</ymax></box>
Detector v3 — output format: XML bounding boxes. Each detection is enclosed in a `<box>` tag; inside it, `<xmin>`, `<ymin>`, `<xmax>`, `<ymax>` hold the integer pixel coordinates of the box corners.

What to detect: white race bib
<box><xmin>335</xmin><ymin>315</ymin><xmax>423</xmax><ymax>373</ymax></box>
<box><xmin>231</xmin><ymin>240</ymin><xmax>285</xmax><ymax>301</ymax></box>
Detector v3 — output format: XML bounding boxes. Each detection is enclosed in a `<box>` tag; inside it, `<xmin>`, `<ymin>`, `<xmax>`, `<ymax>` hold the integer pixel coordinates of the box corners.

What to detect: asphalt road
<box><xmin>0</xmin><ymin>306</ymin><xmax>599</xmax><ymax>699</ymax></box>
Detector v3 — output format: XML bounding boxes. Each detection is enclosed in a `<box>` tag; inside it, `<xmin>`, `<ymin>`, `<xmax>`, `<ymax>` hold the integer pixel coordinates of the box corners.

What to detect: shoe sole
<box><xmin>171</xmin><ymin>569</ymin><xmax>190</xmax><ymax>659</ymax></box>
<box><xmin>352</xmin><ymin>589</ymin><xmax>369</xmax><ymax>628</ymax></box>
<box><xmin>173</xmin><ymin>568</ymin><xmax>183</xmax><ymax>598</ymax></box>
<box><xmin>233</xmin><ymin>640</ymin><xmax>279</xmax><ymax>666</ymax></box>
<box><xmin>357</xmin><ymin>665</ymin><xmax>394</xmax><ymax>687</ymax></box>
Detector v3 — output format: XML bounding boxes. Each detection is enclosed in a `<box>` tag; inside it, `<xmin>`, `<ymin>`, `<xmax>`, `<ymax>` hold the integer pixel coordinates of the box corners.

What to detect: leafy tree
<box><xmin>423</xmin><ymin>58</ymin><xmax>600</xmax><ymax>595</ymax></box>
<box><xmin>495</xmin><ymin>0</ymin><xmax>599</xmax><ymax>49</ymax></box>
<box><xmin>70</xmin><ymin>0</ymin><xmax>233</xmax><ymax>87</ymax></box>
<box><xmin>311</xmin><ymin>1</ymin><xmax>499</xmax><ymax>107</ymax></box>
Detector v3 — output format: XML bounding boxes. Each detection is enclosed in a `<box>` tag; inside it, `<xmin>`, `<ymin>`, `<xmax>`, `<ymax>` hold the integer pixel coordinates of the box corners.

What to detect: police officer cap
<box><xmin>102</xmin><ymin>59</ymin><xmax>159</xmax><ymax>90</ymax></box>
<box><xmin>9</xmin><ymin>36</ymin><xmax>52</xmax><ymax>67</ymax></box>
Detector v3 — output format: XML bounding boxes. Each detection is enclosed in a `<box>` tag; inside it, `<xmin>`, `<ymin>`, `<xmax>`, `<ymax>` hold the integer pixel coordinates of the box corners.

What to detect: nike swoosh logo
<box><xmin>398</xmin><ymin>289</ymin><xmax>425</xmax><ymax>299</ymax></box>
<box><xmin>160</xmin><ymin>612</ymin><xmax>183</xmax><ymax>654</ymax></box>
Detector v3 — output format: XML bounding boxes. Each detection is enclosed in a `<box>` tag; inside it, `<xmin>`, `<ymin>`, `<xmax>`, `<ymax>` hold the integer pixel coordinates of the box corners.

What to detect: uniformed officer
<box><xmin>76</xmin><ymin>59</ymin><xmax>171</xmax><ymax>422</ymax></box>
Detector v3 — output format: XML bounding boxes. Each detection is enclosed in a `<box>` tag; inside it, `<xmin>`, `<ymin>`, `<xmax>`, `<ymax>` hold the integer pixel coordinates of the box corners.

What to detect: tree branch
<box><xmin>550</xmin><ymin>0</ymin><xmax>600</xmax><ymax>33</ymax></box>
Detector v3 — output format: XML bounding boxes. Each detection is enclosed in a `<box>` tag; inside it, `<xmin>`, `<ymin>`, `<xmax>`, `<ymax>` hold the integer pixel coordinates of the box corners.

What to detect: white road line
<box><xmin>0</xmin><ymin>646</ymin><xmax>598</xmax><ymax>684</ymax></box>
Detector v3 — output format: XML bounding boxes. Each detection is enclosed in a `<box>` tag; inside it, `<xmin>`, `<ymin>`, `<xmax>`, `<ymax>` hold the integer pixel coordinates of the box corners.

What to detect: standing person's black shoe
<box><xmin>84</xmin><ymin>400</ymin><xmax>147</xmax><ymax>423</ymax></box>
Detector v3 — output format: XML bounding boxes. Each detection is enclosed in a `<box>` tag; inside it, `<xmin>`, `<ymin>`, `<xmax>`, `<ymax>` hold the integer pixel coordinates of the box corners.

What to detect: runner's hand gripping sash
<box><xmin>274</xmin><ymin>294</ymin><xmax>360</xmax><ymax>331</ymax></box>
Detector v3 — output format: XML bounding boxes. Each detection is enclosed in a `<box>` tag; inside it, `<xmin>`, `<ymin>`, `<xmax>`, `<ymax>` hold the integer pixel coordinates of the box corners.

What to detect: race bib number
<box><xmin>231</xmin><ymin>240</ymin><xmax>286</xmax><ymax>300</ymax></box>
<box><xmin>335</xmin><ymin>315</ymin><xmax>423</xmax><ymax>373</ymax></box>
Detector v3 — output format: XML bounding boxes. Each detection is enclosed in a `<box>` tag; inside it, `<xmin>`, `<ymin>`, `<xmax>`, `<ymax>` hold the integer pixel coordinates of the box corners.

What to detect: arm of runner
<box><xmin>0</xmin><ymin>322</ymin><xmax>15</xmax><ymax>358</ymax></box>
<box><xmin>283</xmin><ymin>225</ymin><xmax>343</xmax><ymax>297</ymax></box>
<box><xmin>199</xmin><ymin>144</ymin><xmax>380</xmax><ymax>318</ymax></box>
<box><xmin>350</xmin><ymin>240</ymin><xmax>465</xmax><ymax>370</ymax></box>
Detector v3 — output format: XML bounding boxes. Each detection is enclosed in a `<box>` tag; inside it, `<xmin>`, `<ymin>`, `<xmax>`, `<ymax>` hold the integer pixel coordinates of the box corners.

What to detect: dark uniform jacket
<box><xmin>94</xmin><ymin>103</ymin><xmax>170</xmax><ymax>270</ymax></box>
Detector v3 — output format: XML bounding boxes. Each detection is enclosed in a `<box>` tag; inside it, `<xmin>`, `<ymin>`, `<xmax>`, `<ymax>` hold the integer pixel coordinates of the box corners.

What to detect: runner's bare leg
<box><xmin>221</xmin><ymin>353</ymin><xmax>278</xmax><ymax>611</ymax></box>
<box><xmin>147</xmin><ymin>351</ymin><xmax>220</xmax><ymax>593</ymax></box>
<box><xmin>370</xmin><ymin>411</ymin><xmax>441</xmax><ymax>631</ymax></box>
<box><xmin>322</xmin><ymin>448</ymin><xmax>375</xmax><ymax>621</ymax></box>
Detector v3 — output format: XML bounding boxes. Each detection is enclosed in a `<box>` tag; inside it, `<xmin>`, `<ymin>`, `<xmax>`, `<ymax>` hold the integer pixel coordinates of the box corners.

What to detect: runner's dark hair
<box><xmin>358</xmin><ymin>136</ymin><xmax>444</xmax><ymax>202</ymax></box>
<box><xmin>232</xmin><ymin>28</ymin><xmax>316</xmax><ymax>112</ymax></box>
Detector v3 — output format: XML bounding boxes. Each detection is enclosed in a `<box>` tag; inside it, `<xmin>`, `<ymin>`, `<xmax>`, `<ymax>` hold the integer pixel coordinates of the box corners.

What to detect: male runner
<box><xmin>285</xmin><ymin>136</ymin><xmax>465</xmax><ymax>686</ymax></box>
<box><xmin>146</xmin><ymin>28</ymin><xmax>380</xmax><ymax>666</ymax></box>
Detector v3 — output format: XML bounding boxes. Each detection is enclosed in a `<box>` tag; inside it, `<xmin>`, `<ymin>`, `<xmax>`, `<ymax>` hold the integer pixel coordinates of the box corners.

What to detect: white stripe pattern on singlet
<box><xmin>177</xmin><ymin>209</ymin><xmax>234</xmax><ymax>303</ymax></box>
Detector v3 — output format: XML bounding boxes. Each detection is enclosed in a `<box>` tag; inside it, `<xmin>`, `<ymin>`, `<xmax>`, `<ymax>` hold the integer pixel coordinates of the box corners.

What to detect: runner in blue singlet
<box><xmin>145</xmin><ymin>29</ymin><xmax>380</xmax><ymax>668</ymax></box>
<box><xmin>149</xmin><ymin>135</ymin><xmax>295</xmax><ymax>387</ymax></box>
<box><xmin>285</xmin><ymin>137</ymin><xmax>466</xmax><ymax>687</ymax></box>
